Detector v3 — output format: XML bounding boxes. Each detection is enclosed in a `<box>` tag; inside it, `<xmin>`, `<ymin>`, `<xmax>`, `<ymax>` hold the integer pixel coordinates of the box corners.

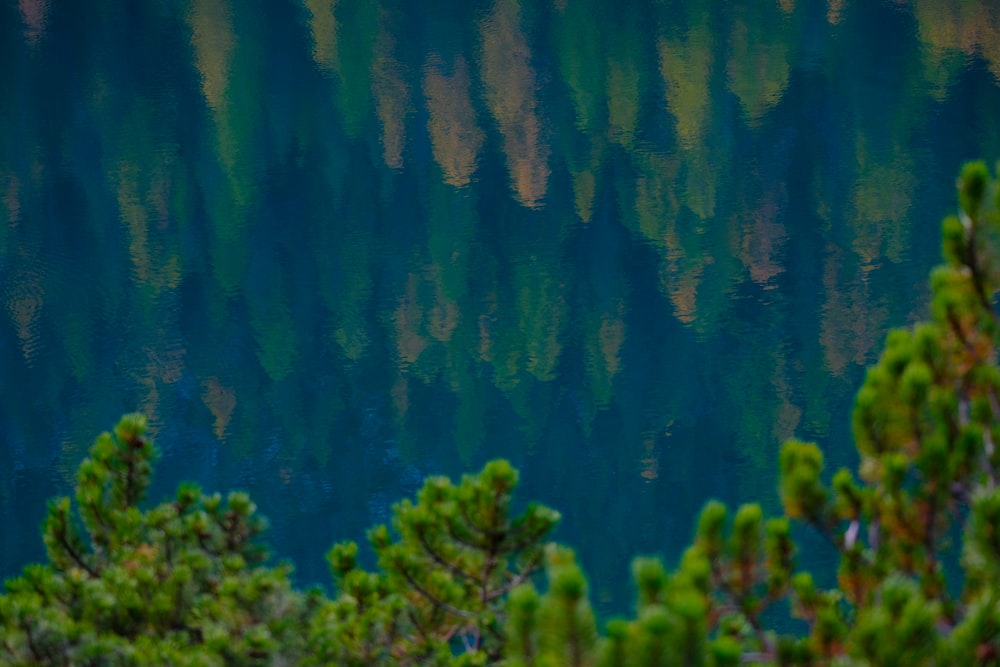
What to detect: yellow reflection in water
<box><xmin>552</xmin><ymin>0</ymin><xmax>604</xmax><ymax>135</ymax></box>
<box><xmin>304</xmin><ymin>0</ymin><xmax>340</xmax><ymax>72</ymax></box>
<box><xmin>607</xmin><ymin>53</ymin><xmax>640</xmax><ymax>149</ymax></box>
<box><xmin>658</xmin><ymin>23</ymin><xmax>713</xmax><ymax>149</ymax></box>
<box><xmin>393</xmin><ymin>272</ymin><xmax>430</xmax><ymax>367</ymax></box>
<box><xmin>115</xmin><ymin>164</ymin><xmax>153</xmax><ymax>286</ymax></box>
<box><xmin>659</xmin><ymin>22</ymin><xmax>718</xmax><ymax>220</ymax></box>
<box><xmin>479</xmin><ymin>0</ymin><xmax>550</xmax><ymax>208</ymax></box>
<box><xmin>423</xmin><ymin>56</ymin><xmax>485</xmax><ymax>187</ymax></box>
<box><xmin>632</xmin><ymin>152</ymin><xmax>679</xmax><ymax>248</ymax></box>
<box><xmin>850</xmin><ymin>141</ymin><xmax>914</xmax><ymax>267</ymax></box>
<box><xmin>189</xmin><ymin>0</ymin><xmax>234</xmax><ymax>113</ymax></box>
<box><xmin>515</xmin><ymin>262</ymin><xmax>568</xmax><ymax>382</ymax></box>
<box><xmin>911</xmin><ymin>0</ymin><xmax>1000</xmax><ymax>88</ymax></box>
<box><xmin>726</xmin><ymin>14</ymin><xmax>791</xmax><ymax>125</ymax></box>
<box><xmin>189</xmin><ymin>0</ymin><xmax>259</xmax><ymax>210</ymax></box>
<box><xmin>372</xmin><ymin>21</ymin><xmax>410</xmax><ymax>170</ymax></box>
<box><xmin>598</xmin><ymin>304</ymin><xmax>626</xmax><ymax>379</ymax></box>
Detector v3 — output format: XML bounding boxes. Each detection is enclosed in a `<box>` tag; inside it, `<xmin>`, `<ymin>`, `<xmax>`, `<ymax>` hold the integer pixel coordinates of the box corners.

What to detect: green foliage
<box><xmin>7</xmin><ymin>162</ymin><xmax>1000</xmax><ymax>663</ymax></box>
<box><xmin>306</xmin><ymin>459</ymin><xmax>560</xmax><ymax>666</ymax></box>
<box><xmin>0</xmin><ymin>414</ymin><xmax>316</xmax><ymax>666</ymax></box>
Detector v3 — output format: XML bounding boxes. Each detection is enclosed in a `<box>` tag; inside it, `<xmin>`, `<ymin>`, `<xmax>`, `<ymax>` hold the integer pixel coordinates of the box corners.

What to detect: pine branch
<box><xmin>123</xmin><ymin>446</ymin><xmax>139</xmax><ymax>509</ymax></box>
<box><xmin>505</xmin><ymin>525</ymin><xmax>554</xmax><ymax>553</ymax></box>
<box><xmin>398</xmin><ymin>565</ymin><xmax>477</xmax><ymax>619</ymax></box>
<box><xmin>446</xmin><ymin>517</ymin><xmax>487</xmax><ymax>551</ymax></box>
<box><xmin>22</xmin><ymin>621</ymin><xmax>42</xmax><ymax>662</ymax></box>
<box><xmin>459</xmin><ymin>502</ymin><xmax>492</xmax><ymax>549</ymax></box>
<box><xmin>963</xmin><ymin>227</ymin><xmax>999</xmax><ymax>329</ymax></box>
<box><xmin>414</xmin><ymin>527</ymin><xmax>484</xmax><ymax>587</ymax></box>
<box><xmin>486</xmin><ymin>553</ymin><xmax>543</xmax><ymax>601</ymax></box>
<box><xmin>54</xmin><ymin>520</ymin><xmax>98</xmax><ymax>578</ymax></box>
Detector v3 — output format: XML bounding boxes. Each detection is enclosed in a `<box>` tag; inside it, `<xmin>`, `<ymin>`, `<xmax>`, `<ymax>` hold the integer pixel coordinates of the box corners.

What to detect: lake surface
<box><xmin>3</xmin><ymin>0</ymin><xmax>1000</xmax><ymax>615</ymax></box>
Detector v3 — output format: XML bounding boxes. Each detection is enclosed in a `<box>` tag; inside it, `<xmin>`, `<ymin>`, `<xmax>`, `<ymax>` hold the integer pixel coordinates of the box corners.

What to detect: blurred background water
<box><xmin>3</xmin><ymin>0</ymin><xmax>1000</xmax><ymax>616</ymax></box>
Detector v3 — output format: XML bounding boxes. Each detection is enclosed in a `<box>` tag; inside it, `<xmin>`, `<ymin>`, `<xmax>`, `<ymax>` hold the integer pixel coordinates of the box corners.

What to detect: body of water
<box><xmin>3</xmin><ymin>0</ymin><xmax>1000</xmax><ymax>615</ymax></box>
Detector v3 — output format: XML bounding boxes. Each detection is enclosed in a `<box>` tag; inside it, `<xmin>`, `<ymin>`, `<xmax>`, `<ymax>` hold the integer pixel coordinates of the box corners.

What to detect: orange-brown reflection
<box><xmin>393</xmin><ymin>272</ymin><xmax>431</xmax><ymax>368</ymax></box>
<box><xmin>426</xmin><ymin>270</ymin><xmax>461</xmax><ymax>344</ymax></box>
<box><xmin>827</xmin><ymin>0</ymin><xmax>845</xmax><ymax>25</ymax></box>
<box><xmin>659</xmin><ymin>259</ymin><xmax>703</xmax><ymax>325</ymax></box>
<box><xmin>18</xmin><ymin>0</ymin><xmax>49</xmax><ymax>44</ymax></box>
<box><xmin>423</xmin><ymin>56</ymin><xmax>485</xmax><ymax>187</ymax></box>
<box><xmin>5</xmin><ymin>266</ymin><xmax>43</xmax><ymax>363</ymax></box>
<box><xmin>201</xmin><ymin>377</ymin><xmax>237</xmax><ymax>440</ymax></box>
<box><xmin>133</xmin><ymin>337</ymin><xmax>187</xmax><ymax>434</ymax></box>
<box><xmin>819</xmin><ymin>244</ymin><xmax>887</xmax><ymax>377</ymax></box>
<box><xmin>389</xmin><ymin>263</ymin><xmax>464</xmax><ymax>384</ymax></box>
<box><xmin>639</xmin><ymin>435</ymin><xmax>659</xmax><ymax>481</ymax></box>
<box><xmin>3</xmin><ymin>174</ymin><xmax>20</xmax><ymax>229</ymax></box>
<box><xmin>740</xmin><ymin>186</ymin><xmax>788</xmax><ymax>287</ymax></box>
<box><xmin>912</xmin><ymin>0</ymin><xmax>1000</xmax><ymax>87</ymax></box>
<box><xmin>112</xmin><ymin>155</ymin><xmax>183</xmax><ymax>294</ymax></box>
<box><xmin>479</xmin><ymin>0</ymin><xmax>550</xmax><ymax>208</ymax></box>
<box><xmin>584</xmin><ymin>300</ymin><xmax>627</xmax><ymax>408</ymax></box>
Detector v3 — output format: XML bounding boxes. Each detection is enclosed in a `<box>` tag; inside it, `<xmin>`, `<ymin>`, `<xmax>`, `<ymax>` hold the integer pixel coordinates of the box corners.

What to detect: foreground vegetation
<box><xmin>5</xmin><ymin>161</ymin><xmax>1000</xmax><ymax>664</ymax></box>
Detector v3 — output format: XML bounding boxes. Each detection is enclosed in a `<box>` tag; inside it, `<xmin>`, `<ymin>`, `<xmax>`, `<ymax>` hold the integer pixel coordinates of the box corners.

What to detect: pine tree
<box><xmin>0</xmin><ymin>414</ymin><xmax>317</xmax><ymax>665</ymax></box>
<box><xmin>307</xmin><ymin>459</ymin><xmax>560</xmax><ymax>665</ymax></box>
